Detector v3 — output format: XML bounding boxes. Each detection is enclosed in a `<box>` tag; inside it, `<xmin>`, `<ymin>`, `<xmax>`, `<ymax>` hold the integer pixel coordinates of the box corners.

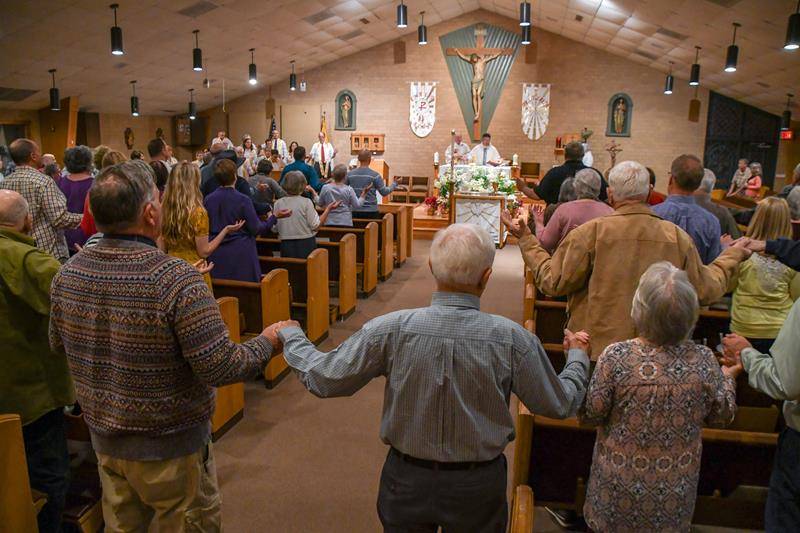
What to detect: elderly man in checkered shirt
<box><xmin>0</xmin><ymin>139</ymin><xmax>81</xmax><ymax>262</ymax></box>
<box><xmin>274</xmin><ymin>223</ymin><xmax>591</xmax><ymax>532</ymax></box>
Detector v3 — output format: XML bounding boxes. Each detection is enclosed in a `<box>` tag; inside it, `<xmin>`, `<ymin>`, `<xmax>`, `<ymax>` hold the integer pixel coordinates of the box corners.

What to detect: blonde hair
<box><xmin>161</xmin><ymin>161</ymin><xmax>205</xmax><ymax>249</ymax></box>
<box><xmin>101</xmin><ymin>150</ymin><xmax>127</xmax><ymax>168</ymax></box>
<box><xmin>746</xmin><ymin>196</ymin><xmax>792</xmax><ymax>241</ymax></box>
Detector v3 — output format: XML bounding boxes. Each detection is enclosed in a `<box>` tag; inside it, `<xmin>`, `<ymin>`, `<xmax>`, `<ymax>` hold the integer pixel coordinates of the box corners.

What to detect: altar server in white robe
<box><xmin>309</xmin><ymin>132</ymin><xmax>337</xmax><ymax>180</ymax></box>
<box><xmin>445</xmin><ymin>134</ymin><xmax>471</xmax><ymax>164</ymax></box>
<box><xmin>469</xmin><ymin>133</ymin><xmax>502</xmax><ymax>166</ymax></box>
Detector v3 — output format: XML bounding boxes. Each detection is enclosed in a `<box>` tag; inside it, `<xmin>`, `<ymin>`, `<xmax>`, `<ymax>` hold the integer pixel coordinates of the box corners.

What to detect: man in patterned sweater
<box><xmin>49</xmin><ymin>160</ymin><xmax>279</xmax><ymax>532</ymax></box>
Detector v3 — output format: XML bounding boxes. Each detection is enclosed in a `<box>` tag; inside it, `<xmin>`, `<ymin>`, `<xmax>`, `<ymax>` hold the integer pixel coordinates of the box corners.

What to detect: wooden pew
<box><xmin>0</xmin><ymin>414</ymin><xmax>40</xmax><ymax>533</ymax></box>
<box><xmin>510</xmin><ymin>485</ymin><xmax>534</xmax><ymax>533</ymax></box>
<box><xmin>257</xmin><ymin>236</ymin><xmax>357</xmax><ymax>320</ymax></box>
<box><xmin>258</xmin><ymin>249</ymin><xmax>330</xmax><ymax>345</ymax></box>
<box><xmin>212</xmin><ymin>269</ymin><xmax>291</xmax><ymax>388</ymax></box>
<box><xmin>353</xmin><ymin>213</ymin><xmax>394</xmax><ymax>281</ymax></box>
<box><xmin>211</xmin><ymin>297</ymin><xmax>245</xmax><ymax>441</ymax></box>
<box><xmin>318</xmin><ymin>223</ymin><xmax>379</xmax><ymax>297</ymax></box>
<box><xmin>513</xmin><ymin>407</ymin><xmax>777</xmax><ymax>530</ymax></box>
<box><xmin>377</xmin><ymin>203</ymin><xmax>409</xmax><ymax>266</ymax></box>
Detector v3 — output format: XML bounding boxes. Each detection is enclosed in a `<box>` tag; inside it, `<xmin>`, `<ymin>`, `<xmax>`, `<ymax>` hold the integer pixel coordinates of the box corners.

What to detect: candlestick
<box><xmin>434</xmin><ymin>151</ymin><xmax>439</xmax><ymax>165</ymax></box>
<box><xmin>512</xmin><ymin>153</ymin><xmax>519</xmax><ymax>166</ymax></box>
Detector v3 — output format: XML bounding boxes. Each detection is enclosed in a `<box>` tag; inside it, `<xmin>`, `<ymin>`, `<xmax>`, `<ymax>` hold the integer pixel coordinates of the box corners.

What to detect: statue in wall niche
<box><xmin>340</xmin><ymin>95</ymin><xmax>352</xmax><ymax>129</ymax></box>
<box><xmin>124</xmin><ymin>127</ymin><xmax>134</xmax><ymax>149</ymax></box>
<box><xmin>335</xmin><ymin>90</ymin><xmax>357</xmax><ymax>131</ymax></box>
<box><xmin>606</xmin><ymin>93</ymin><xmax>632</xmax><ymax>137</ymax></box>
<box><xmin>613</xmin><ymin>98</ymin><xmax>626</xmax><ymax>134</ymax></box>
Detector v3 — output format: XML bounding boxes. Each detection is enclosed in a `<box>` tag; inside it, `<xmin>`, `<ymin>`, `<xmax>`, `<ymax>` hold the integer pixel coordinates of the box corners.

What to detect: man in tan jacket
<box><xmin>503</xmin><ymin>160</ymin><xmax>751</xmax><ymax>356</ymax></box>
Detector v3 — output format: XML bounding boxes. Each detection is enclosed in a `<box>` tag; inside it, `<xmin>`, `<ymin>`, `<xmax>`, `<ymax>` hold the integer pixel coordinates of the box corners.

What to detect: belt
<box><xmin>390</xmin><ymin>447</ymin><xmax>501</xmax><ymax>471</ymax></box>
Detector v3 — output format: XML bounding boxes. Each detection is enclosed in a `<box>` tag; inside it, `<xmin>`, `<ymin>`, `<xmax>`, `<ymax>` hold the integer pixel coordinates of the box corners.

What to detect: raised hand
<box><xmin>192</xmin><ymin>259</ymin><xmax>215</xmax><ymax>275</ymax></box>
<box><xmin>224</xmin><ymin>219</ymin><xmax>246</xmax><ymax>234</ymax></box>
<box><xmin>500</xmin><ymin>210</ymin><xmax>531</xmax><ymax>239</ymax></box>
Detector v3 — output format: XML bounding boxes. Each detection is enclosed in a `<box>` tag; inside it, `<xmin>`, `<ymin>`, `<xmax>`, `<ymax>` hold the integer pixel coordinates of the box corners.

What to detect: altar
<box><xmin>453</xmin><ymin>193</ymin><xmax>508</xmax><ymax>247</ymax></box>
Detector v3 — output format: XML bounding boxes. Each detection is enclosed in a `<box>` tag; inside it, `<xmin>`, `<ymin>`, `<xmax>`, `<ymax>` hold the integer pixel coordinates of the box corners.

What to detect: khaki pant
<box><xmin>96</xmin><ymin>443</ymin><xmax>221</xmax><ymax>533</ymax></box>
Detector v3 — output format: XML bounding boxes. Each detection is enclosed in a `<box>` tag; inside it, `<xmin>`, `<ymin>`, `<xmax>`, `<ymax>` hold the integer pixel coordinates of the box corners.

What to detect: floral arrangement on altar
<box><xmin>434</xmin><ymin>165</ymin><xmax>517</xmax><ymax>200</ymax></box>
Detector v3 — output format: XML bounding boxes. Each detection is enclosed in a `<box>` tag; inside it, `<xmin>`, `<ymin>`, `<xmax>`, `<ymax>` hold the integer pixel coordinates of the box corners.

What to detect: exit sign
<box><xmin>781</xmin><ymin>130</ymin><xmax>795</xmax><ymax>140</ymax></box>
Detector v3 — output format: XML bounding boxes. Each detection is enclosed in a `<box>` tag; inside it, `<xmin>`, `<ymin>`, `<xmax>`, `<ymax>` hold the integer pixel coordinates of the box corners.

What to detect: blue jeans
<box><xmin>766</xmin><ymin>427</ymin><xmax>800</xmax><ymax>532</ymax></box>
<box><xmin>23</xmin><ymin>408</ymin><xmax>70</xmax><ymax>533</ymax></box>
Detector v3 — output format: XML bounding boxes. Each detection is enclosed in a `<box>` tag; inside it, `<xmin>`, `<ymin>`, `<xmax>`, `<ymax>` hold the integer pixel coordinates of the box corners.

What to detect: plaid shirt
<box><xmin>279</xmin><ymin>291</ymin><xmax>590</xmax><ymax>462</ymax></box>
<box><xmin>0</xmin><ymin>166</ymin><xmax>81</xmax><ymax>261</ymax></box>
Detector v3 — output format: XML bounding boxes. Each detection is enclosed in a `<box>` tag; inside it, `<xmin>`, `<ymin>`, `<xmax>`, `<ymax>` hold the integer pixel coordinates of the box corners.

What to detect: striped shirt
<box><xmin>0</xmin><ymin>165</ymin><xmax>82</xmax><ymax>261</ymax></box>
<box><xmin>278</xmin><ymin>292</ymin><xmax>590</xmax><ymax>462</ymax></box>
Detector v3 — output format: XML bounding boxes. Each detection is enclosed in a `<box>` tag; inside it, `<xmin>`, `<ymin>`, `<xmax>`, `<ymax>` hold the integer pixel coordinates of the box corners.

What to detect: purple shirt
<box><xmin>652</xmin><ymin>195</ymin><xmax>721</xmax><ymax>264</ymax></box>
<box><xmin>539</xmin><ymin>199</ymin><xmax>613</xmax><ymax>253</ymax></box>
<box><xmin>58</xmin><ymin>175</ymin><xmax>93</xmax><ymax>253</ymax></box>
<box><xmin>204</xmin><ymin>187</ymin><xmax>275</xmax><ymax>282</ymax></box>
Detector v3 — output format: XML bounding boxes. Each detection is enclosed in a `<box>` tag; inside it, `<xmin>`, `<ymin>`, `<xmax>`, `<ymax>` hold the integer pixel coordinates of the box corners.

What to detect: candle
<box><xmin>512</xmin><ymin>153</ymin><xmax>519</xmax><ymax>166</ymax></box>
<box><xmin>434</xmin><ymin>151</ymin><xmax>439</xmax><ymax>165</ymax></box>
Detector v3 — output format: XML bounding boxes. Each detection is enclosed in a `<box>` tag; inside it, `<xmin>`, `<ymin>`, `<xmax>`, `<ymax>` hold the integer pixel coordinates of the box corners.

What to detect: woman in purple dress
<box><xmin>204</xmin><ymin>159</ymin><xmax>291</xmax><ymax>282</ymax></box>
<box><xmin>58</xmin><ymin>145</ymin><xmax>94</xmax><ymax>254</ymax></box>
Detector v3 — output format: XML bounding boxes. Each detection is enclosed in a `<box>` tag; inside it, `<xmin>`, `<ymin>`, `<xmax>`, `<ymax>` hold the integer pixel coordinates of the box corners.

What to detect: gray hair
<box><xmin>430</xmin><ymin>223</ymin><xmax>495</xmax><ymax>287</ymax></box>
<box><xmin>698</xmin><ymin>168</ymin><xmax>717</xmax><ymax>193</ymax></box>
<box><xmin>558</xmin><ymin>178</ymin><xmax>577</xmax><ymax>203</ymax></box>
<box><xmin>788</xmin><ymin>186</ymin><xmax>800</xmax><ymax>220</ymax></box>
<box><xmin>64</xmin><ymin>145</ymin><xmax>94</xmax><ymax>174</ymax></box>
<box><xmin>0</xmin><ymin>189</ymin><xmax>30</xmax><ymax>226</ymax></box>
<box><xmin>631</xmin><ymin>261</ymin><xmax>699</xmax><ymax>346</ymax></box>
<box><xmin>573</xmin><ymin>168</ymin><xmax>602</xmax><ymax>200</ymax></box>
<box><xmin>608</xmin><ymin>160</ymin><xmax>650</xmax><ymax>201</ymax></box>
<box><xmin>750</xmin><ymin>162</ymin><xmax>763</xmax><ymax>175</ymax></box>
<box><xmin>283</xmin><ymin>170</ymin><xmax>307</xmax><ymax>195</ymax></box>
<box><xmin>89</xmin><ymin>160</ymin><xmax>156</xmax><ymax>233</ymax></box>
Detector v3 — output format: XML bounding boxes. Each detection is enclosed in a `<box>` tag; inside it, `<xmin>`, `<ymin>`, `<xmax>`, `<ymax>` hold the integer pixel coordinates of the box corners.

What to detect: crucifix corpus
<box><xmin>446</xmin><ymin>24</ymin><xmax>514</xmax><ymax>140</ymax></box>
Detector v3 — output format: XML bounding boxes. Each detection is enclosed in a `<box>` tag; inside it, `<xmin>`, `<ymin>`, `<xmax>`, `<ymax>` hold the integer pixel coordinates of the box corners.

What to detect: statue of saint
<box><xmin>613</xmin><ymin>98</ymin><xmax>626</xmax><ymax>134</ymax></box>
<box><xmin>454</xmin><ymin>48</ymin><xmax>503</xmax><ymax>122</ymax></box>
<box><xmin>340</xmin><ymin>95</ymin><xmax>352</xmax><ymax>128</ymax></box>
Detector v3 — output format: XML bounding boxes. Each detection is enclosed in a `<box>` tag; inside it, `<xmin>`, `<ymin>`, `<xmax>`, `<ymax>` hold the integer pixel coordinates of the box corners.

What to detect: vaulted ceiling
<box><xmin>1</xmin><ymin>0</ymin><xmax>798</xmax><ymax>116</ymax></box>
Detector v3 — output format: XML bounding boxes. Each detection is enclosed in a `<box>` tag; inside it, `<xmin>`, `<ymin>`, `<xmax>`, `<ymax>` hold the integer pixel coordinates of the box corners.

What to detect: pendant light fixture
<box><xmin>248</xmin><ymin>48</ymin><xmax>257</xmax><ymax>85</ymax></box>
<box><xmin>289</xmin><ymin>61</ymin><xmax>297</xmax><ymax>91</ymax></box>
<box><xmin>521</xmin><ymin>25</ymin><xmax>531</xmax><ymax>45</ymax></box>
<box><xmin>724</xmin><ymin>23</ymin><xmax>740</xmax><ymax>72</ymax></box>
<box><xmin>520</xmin><ymin>2</ymin><xmax>531</xmax><ymax>27</ymax></box>
<box><xmin>48</xmin><ymin>69</ymin><xmax>60</xmax><ymax>111</ymax></box>
<box><xmin>130</xmin><ymin>80</ymin><xmax>139</xmax><ymax>117</ymax></box>
<box><xmin>689</xmin><ymin>45</ymin><xmax>701</xmax><ymax>86</ymax></box>
<box><xmin>785</xmin><ymin>0</ymin><xmax>800</xmax><ymax>50</ymax></box>
<box><xmin>782</xmin><ymin>93</ymin><xmax>795</xmax><ymax>131</ymax></box>
<box><xmin>192</xmin><ymin>30</ymin><xmax>203</xmax><ymax>72</ymax></box>
<box><xmin>188</xmin><ymin>88</ymin><xmax>196</xmax><ymax>120</ymax></box>
<box><xmin>396</xmin><ymin>1</ymin><xmax>408</xmax><ymax>28</ymax></box>
<box><xmin>664</xmin><ymin>62</ymin><xmax>674</xmax><ymax>95</ymax></box>
<box><xmin>109</xmin><ymin>3</ymin><xmax>123</xmax><ymax>56</ymax></box>
<box><xmin>418</xmin><ymin>11</ymin><xmax>428</xmax><ymax>46</ymax></box>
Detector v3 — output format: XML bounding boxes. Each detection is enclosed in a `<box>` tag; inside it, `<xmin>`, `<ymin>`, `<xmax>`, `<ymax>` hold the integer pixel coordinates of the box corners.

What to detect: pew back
<box><xmin>211</xmin><ymin>297</ymin><xmax>245</xmax><ymax>440</ymax></box>
<box><xmin>0</xmin><ymin>414</ymin><xmax>39</xmax><ymax>533</ymax></box>
<box><xmin>318</xmin><ymin>223</ymin><xmax>378</xmax><ymax>297</ymax></box>
<box><xmin>353</xmin><ymin>214</ymin><xmax>394</xmax><ymax>280</ymax></box>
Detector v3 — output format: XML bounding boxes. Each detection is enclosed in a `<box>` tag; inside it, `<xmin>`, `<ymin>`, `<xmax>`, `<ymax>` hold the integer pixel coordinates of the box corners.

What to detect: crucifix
<box><xmin>446</xmin><ymin>24</ymin><xmax>514</xmax><ymax>141</ymax></box>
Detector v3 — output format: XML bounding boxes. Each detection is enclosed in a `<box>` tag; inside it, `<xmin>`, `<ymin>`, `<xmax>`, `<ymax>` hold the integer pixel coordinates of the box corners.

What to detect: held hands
<box><xmin>563</xmin><ymin>328</ymin><xmax>591</xmax><ymax>356</ymax></box>
<box><xmin>361</xmin><ymin>183</ymin><xmax>374</xmax><ymax>198</ymax></box>
<box><xmin>500</xmin><ymin>210</ymin><xmax>531</xmax><ymax>240</ymax></box>
<box><xmin>261</xmin><ymin>320</ymin><xmax>302</xmax><ymax>350</ymax></box>
<box><xmin>274</xmin><ymin>209</ymin><xmax>292</xmax><ymax>219</ymax></box>
<box><xmin>223</xmin><ymin>219</ymin><xmax>246</xmax><ymax>234</ymax></box>
<box><xmin>720</xmin><ymin>333</ymin><xmax>751</xmax><ymax>379</ymax></box>
<box><xmin>192</xmin><ymin>259</ymin><xmax>215</xmax><ymax>275</ymax></box>
<box><xmin>729</xmin><ymin>237</ymin><xmax>755</xmax><ymax>258</ymax></box>
<box><xmin>326</xmin><ymin>200</ymin><xmax>343</xmax><ymax>211</ymax></box>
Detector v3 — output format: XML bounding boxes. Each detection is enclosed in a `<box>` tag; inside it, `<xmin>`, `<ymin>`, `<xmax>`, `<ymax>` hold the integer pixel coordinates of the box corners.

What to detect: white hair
<box><xmin>0</xmin><ymin>190</ymin><xmax>30</xmax><ymax>226</ymax></box>
<box><xmin>573</xmin><ymin>168</ymin><xmax>602</xmax><ymax>200</ymax></box>
<box><xmin>430</xmin><ymin>223</ymin><xmax>495</xmax><ymax>286</ymax></box>
<box><xmin>788</xmin><ymin>186</ymin><xmax>800</xmax><ymax>220</ymax></box>
<box><xmin>608</xmin><ymin>160</ymin><xmax>650</xmax><ymax>201</ymax></box>
<box><xmin>631</xmin><ymin>262</ymin><xmax>699</xmax><ymax>346</ymax></box>
<box><xmin>698</xmin><ymin>168</ymin><xmax>717</xmax><ymax>193</ymax></box>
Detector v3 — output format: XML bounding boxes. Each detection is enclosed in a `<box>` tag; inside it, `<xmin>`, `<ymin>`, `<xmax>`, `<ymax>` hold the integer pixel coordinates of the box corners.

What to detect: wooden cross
<box><xmin>446</xmin><ymin>24</ymin><xmax>514</xmax><ymax>141</ymax></box>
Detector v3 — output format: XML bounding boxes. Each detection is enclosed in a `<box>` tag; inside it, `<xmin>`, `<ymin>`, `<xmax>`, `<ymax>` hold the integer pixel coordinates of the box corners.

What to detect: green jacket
<box><xmin>0</xmin><ymin>228</ymin><xmax>74</xmax><ymax>425</ymax></box>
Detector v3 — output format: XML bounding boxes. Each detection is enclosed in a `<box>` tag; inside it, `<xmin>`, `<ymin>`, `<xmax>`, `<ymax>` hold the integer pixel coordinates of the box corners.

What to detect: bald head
<box><xmin>9</xmin><ymin>138</ymin><xmax>40</xmax><ymax>166</ymax></box>
<box><xmin>0</xmin><ymin>190</ymin><xmax>31</xmax><ymax>233</ymax></box>
<box><xmin>41</xmin><ymin>154</ymin><xmax>57</xmax><ymax>167</ymax></box>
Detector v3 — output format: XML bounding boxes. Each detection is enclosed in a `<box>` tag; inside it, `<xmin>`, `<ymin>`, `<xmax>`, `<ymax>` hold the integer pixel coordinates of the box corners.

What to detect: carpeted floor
<box><xmin>214</xmin><ymin>239</ymin><xmax>526</xmax><ymax>532</ymax></box>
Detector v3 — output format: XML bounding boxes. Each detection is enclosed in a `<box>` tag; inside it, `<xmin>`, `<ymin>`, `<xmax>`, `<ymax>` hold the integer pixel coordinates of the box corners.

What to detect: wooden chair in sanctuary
<box><xmin>515</xmin><ymin>267</ymin><xmax>779</xmax><ymax>530</ymax></box>
<box><xmin>0</xmin><ymin>414</ymin><xmax>45</xmax><ymax>532</ymax></box>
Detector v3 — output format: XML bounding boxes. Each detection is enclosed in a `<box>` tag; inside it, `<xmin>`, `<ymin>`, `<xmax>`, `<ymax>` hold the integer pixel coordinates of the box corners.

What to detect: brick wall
<box><xmin>239</xmin><ymin>9</ymin><xmax>710</xmax><ymax>193</ymax></box>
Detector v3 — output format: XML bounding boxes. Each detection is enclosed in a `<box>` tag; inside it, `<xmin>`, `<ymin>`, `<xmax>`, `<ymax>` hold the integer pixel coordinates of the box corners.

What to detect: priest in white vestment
<box><xmin>469</xmin><ymin>133</ymin><xmax>502</xmax><ymax>166</ymax></box>
<box><xmin>309</xmin><ymin>132</ymin><xmax>337</xmax><ymax>180</ymax></box>
<box><xmin>445</xmin><ymin>134</ymin><xmax>471</xmax><ymax>164</ymax></box>
<box><xmin>210</xmin><ymin>130</ymin><xmax>234</xmax><ymax>150</ymax></box>
<box><xmin>263</xmin><ymin>130</ymin><xmax>290</xmax><ymax>164</ymax></box>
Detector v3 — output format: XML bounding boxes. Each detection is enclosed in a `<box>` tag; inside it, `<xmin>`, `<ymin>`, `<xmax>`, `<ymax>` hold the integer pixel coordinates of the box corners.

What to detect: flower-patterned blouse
<box><xmin>579</xmin><ymin>339</ymin><xmax>737</xmax><ymax>532</ymax></box>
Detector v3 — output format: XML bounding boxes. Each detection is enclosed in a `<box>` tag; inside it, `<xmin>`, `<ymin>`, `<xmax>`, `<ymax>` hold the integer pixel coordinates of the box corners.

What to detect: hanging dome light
<box><xmin>418</xmin><ymin>11</ymin><xmax>428</xmax><ymax>45</ymax></box>
<box><xmin>782</xmin><ymin>93</ymin><xmax>794</xmax><ymax>131</ymax></box>
<box><xmin>109</xmin><ymin>3</ymin><xmax>124</xmax><ymax>56</ymax></box>
<box><xmin>49</xmin><ymin>69</ymin><xmax>60</xmax><ymax>111</ymax></box>
<box><xmin>130</xmin><ymin>80</ymin><xmax>139</xmax><ymax>117</ymax></box>
<box><xmin>664</xmin><ymin>62</ymin><xmax>674</xmax><ymax>95</ymax></box>
<box><xmin>724</xmin><ymin>23</ymin><xmax>740</xmax><ymax>72</ymax></box>
<box><xmin>785</xmin><ymin>0</ymin><xmax>800</xmax><ymax>50</ymax></box>
<box><xmin>289</xmin><ymin>61</ymin><xmax>297</xmax><ymax>91</ymax></box>
<box><xmin>248</xmin><ymin>48</ymin><xmax>257</xmax><ymax>85</ymax></box>
<box><xmin>192</xmin><ymin>30</ymin><xmax>203</xmax><ymax>72</ymax></box>
<box><xmin>521</xmin><ymin>25</ymin><xmax>531</xmax><ymax>45</ymax></box>
<box><xmin>396</xmin><ymin>1</ymin><xmax>408</xmax><ymax>28</ymax></box>
<box><xmin>188</xmin><ymin>88</ymin><xmax>196</xmax><ymax>120</ymax></box>
<box><xmin>519</xmin><ymin>2</ymin><xmax>531</xmax><ymax>27</ymax></box>
<box><xmin>689</xmin><ymin>46</ymin><xmax>701</xmax><ymax>86</ymax></box>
